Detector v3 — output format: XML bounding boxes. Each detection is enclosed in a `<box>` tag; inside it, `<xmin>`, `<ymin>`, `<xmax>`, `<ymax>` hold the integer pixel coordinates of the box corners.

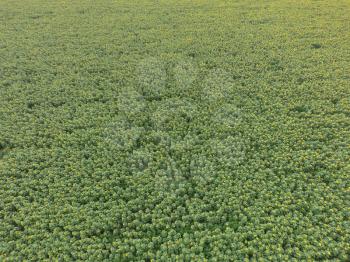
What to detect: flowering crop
<box><xmin>0</xmin><ymin>0</ymin><xmax>349</xmax><ymax>260</ymax></box>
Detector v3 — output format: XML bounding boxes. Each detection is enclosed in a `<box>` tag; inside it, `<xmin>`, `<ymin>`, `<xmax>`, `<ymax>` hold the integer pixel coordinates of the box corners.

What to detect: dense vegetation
<box><xmin>0</xmin><ymin>0</ymin><xmax>349</xmax><ymax>260</ymax></box>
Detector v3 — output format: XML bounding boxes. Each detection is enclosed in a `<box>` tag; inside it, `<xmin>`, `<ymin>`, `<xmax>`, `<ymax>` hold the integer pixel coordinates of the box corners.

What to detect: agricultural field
<box><xmin>0</xmin><ymin>0</ymin><xmax>349</xmax><ymax>260</ymax></box>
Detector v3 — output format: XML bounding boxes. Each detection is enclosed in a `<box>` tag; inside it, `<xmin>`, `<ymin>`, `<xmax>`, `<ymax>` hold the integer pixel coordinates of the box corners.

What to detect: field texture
<box><xmin>1</xmin><ymin>0</ymin><xmax>350</xmax><ymax>260</ymax></box>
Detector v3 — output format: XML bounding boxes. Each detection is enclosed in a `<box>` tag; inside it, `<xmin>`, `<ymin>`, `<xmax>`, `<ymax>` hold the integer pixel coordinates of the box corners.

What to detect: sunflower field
<box><xmin>0</xmin><ymin>0</ymin><xmax>349</xmax><ymax>260</ymax></box>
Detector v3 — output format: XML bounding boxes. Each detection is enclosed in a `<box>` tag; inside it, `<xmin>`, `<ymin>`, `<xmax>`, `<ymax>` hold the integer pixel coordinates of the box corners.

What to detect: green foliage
<box><xmin>0</xmin><ymin>0</ymin><xmax>349</xmax><ymax>261</ymax></box>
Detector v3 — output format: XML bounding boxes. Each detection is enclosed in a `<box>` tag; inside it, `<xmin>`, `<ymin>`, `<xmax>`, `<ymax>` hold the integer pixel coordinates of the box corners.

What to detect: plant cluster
<box><xmin>0</xmin><ymin>0</ymin><xmax>349</xmax><ymax>261</ymax></box>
